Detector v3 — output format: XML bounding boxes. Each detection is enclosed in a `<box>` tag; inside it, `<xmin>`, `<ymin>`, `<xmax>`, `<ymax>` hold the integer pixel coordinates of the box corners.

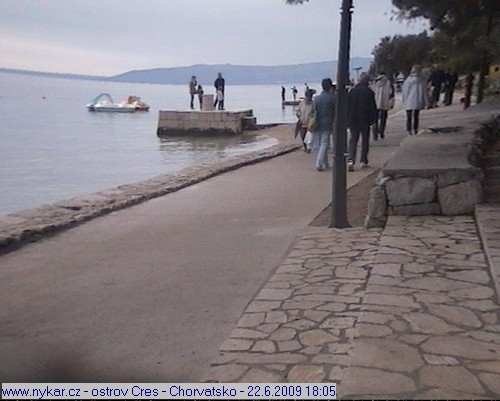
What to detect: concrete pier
<box><xmin>157</xmin><ymin>109</ymin><xmax>257</xmax><ymax>136</ymax></box>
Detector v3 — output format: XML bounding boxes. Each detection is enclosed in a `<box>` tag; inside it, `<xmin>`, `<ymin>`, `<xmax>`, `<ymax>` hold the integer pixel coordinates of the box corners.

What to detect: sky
<box><xmin>0</xmin><ymin>0</ymin><xmax>428</xmax><ymax>77</ymax></box>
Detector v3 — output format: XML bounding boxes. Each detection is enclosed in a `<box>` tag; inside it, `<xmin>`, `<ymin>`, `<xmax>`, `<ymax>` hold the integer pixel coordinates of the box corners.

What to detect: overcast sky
<box><xmin>0</xmin><ymin>0</ymin><xmax>427</xmax><ymax>76</ymax></box>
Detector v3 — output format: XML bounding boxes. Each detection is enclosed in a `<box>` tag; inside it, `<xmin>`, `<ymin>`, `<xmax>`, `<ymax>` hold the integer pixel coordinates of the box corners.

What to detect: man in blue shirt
<box><xmin>312</xmin><ymin>78</ymin><xmax>336</xmax><ymax>171</ymax></box>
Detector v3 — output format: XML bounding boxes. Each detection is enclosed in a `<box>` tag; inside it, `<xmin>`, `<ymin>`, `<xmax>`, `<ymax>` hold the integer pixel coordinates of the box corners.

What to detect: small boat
<box><xmin>87</xmin><ymin>93</ymin><xmax>135</xmax><ymax>113</ymax></box>
<box><xmin>126</xmin><ymin>95</ymin><xmax>150</xmax><ymax>111</ymax></box>
<box><xmin>86</xmin><ymin>93</ymin><xmax>150</xmax><ymax>112</ymax></box>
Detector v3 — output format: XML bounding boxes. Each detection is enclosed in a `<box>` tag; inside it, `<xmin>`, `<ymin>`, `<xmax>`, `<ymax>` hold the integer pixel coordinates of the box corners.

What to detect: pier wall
<box><xmin>157</xmin><ymin>109</ymin><xmax>256</xmax><ymax>136</ymax></box>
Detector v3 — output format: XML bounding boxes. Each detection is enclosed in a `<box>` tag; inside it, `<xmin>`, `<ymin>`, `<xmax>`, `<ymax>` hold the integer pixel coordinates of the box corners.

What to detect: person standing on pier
<box><xmin>189</xmin><ymin>75</ymin><xmax>198</xmax><ymax>110</ymax></box>
<box><xmin>213</xmin><ymin>72</ymin><xmax>225</xmax><ymax>110</ymax></box>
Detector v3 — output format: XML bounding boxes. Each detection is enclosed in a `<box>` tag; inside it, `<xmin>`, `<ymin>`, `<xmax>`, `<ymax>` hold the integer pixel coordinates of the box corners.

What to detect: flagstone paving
<box><xmin>203</xmin><ymin>215</ymin><xmax>500</xmax><ymax>399</ymax></box>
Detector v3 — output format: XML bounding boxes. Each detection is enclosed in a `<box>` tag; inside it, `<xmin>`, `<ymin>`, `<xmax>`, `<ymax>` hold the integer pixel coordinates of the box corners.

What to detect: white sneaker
<box><xmin>361</xmin><ymin>162</ymin><xmax>369</xmax><ymax>169</ymax></box>
<box><xmin>347</xmin><ymin>161</ymin><xmax>354</xmax><ymax>171</ymax></box>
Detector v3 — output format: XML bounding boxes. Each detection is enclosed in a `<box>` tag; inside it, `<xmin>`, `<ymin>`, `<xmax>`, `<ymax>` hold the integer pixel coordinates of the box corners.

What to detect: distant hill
<box><xmin>0</xmin><ymin>58</ymin><xmax>372</xmax><ymax>86</ymax></box>
<box><xmin>109</xmin><ymin>58</ymin><xmax>372</xmax><ymax>85</ymax></box>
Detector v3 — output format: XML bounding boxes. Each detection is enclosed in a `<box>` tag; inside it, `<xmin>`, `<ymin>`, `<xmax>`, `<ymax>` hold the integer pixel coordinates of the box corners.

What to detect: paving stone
<box><xmin>240</xmin><ymin>368</ymin><xmax>283</xmax><ymax>382</ymax></box>
<box><xmin>421</xmin><ymin>335</ymin><xmax>500</xmax><ymax>360</ymax></box>
<box><xmin>427</xmin><ymin>304</ymin><xmax>483</xmax><ymax>328</ymax></box>
<box><xmin>203</xmin><ymin>364</ymin><xmax>249</xmax><ymax>382</ymax></box>
<box><xmin>341</xmin><ymin>367</ymin><xmax>416</xmax><ymax>396</ymax></box>
<box><xmin>265</xmin><ymin>311</ymin><xmax>288</xmax><ymax>324</ymax></box>
<box><xmin>470</xmin><ymin>361</ymin><xmax>500</xmax><ymax>374</ymax></box>
<box><xmin>402</xmin><ymin>277</ymin><xmax>473</xmax><ymax>291</ymax></box>
<box><xmin>252</xmin><ymin>340</ymin><xmax>276</xmax><ymax>353</ymax></box>
<box><xmin>269</xmin><ymin>328</ymin><xmax>297</xmax><ymax>341</ymax></box>
<box><xmin>237</xmin><ymin>313</ymin><xmax>266</xmax><ymax>328</ymax></box>
<box><xmin>448</xmin><ymin>286</ymin><xmax>495</xmax><ymax>300</ymax></box>
<box><xmin>422</xmin><ymin>354</ymin><xmax>460</xmax><ymax>365</ymax></box>
<box><xmin>364</xmin><ymin>293</ymin><xmax>419</xmax><ymax>308</ymax></box>
<box><xmin>231</xmin><ymin>328</ymin><xmax>268</xmax><ymax>339</ymax></box>
<box><xmin>349</xmin><ymin>338</ymin><xmax>423</xmax><ymax>373</ymax></box>
<box><xmin>356</xmin><ymin>323</ymin><xmax>393</xmax><ymax>337</ymax></box>
<box><xmin>276</xmin><ymin>340</ymin><xmax>301</xmax><ymax>352</ymax></box>
<box><xmin>419</xmin><ymin>365</ymin><xmax>485</xmax><ymax>394</ymax></box>
<box><xmin>478</xmin><ymin>372</ymin><xmax>500</xmax><ymax>395</ymax></box>
<box><xmin>256</xmin><ymin>288</ymin><xmax>293</xmax><ymax>301</ymax></box>
<box><xmin>298</xmin><ymin>329</ymin><xmax>338</xmax><ymax>347</ymax></box>
<box><xmin>287</xmin><ymin>365</ymin><xmax>326</xmax><ymax>382</ymax></box>
<box><xmin>403</xmin><ymin>312</ymin><xmax>461</xmax><ymax>334</ymax></box>
<box><xmin>415</xmin><ymin>388</ymin><xmax>490</xmax><ymax>400</ymax></box>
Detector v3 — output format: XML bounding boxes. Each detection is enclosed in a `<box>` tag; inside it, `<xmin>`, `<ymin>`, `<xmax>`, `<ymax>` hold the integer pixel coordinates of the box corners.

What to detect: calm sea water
<box><xmin>0</xmin><ymin>72</ymin><xmax>312</xmax><ymax>216</ymax></box>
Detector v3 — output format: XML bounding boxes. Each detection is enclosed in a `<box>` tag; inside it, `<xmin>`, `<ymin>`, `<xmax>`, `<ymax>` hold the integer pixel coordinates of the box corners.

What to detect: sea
<box><xmin>0</xmin><ymin>71</ymin><xmax>312</xmax><ymax>216</ymax></box>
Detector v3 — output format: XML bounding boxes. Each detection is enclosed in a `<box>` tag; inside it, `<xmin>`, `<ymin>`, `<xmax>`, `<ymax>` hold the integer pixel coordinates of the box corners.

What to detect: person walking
<box><xmin>428</xmin><ymin>64</ymin><xmax>445</xmax><ymax>108</ymax></box>
<box><xmin>371</xmin><ymin>71</ymin><xmax>394</xmax><ymax>140</ymax></box>
<box><xmin>402</xmin><ymin>65</ymin><xmax>428</xmax><ymax>136</ymax></box>
<box><xmin>296</xmin><ymin>89</ymin><xmax>315</xmax><ymax>152</ymax></box>
<box><xmin>189</xmin><ymin>75</ymin><xmax>198</xmax><ymax>110</ymax></box>
<box><xmin>347</xmin><ymin>73</ymin><xmax>377</xmax><ymax>171</ymax></box>
<box><xmin>311</xmin><ymin>78</ymin><xmax>336</xmax><ymax>171</ymax></box>
<box><xmin>213</xmin><ymin>72</ymin><xmax>225</xmax><ymax>110</ymax></box>
<box><xmin>443</xmin><ymin>68</ymin><xmax>458</xmax><ymax>106</ymax></box>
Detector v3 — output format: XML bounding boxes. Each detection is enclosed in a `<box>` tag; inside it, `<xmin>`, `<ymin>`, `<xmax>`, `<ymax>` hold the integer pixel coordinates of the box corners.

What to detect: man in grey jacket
<box><xmin>311</xmin><ymin>78</ymin><xmax>336</xmax><ymax>171</ymax></box>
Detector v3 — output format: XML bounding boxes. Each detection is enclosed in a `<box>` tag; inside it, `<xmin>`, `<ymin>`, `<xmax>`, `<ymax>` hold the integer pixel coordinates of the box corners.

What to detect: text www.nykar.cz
<box><xmin>2</xmin><ymin>383</ymin><xmax>337</xmax><ymax>400</ymax></box>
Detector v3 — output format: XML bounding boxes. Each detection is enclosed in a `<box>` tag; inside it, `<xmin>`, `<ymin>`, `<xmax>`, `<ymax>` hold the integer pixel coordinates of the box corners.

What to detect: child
<box><xmin>197</xmin><ymin>85</ymin><xmax>204</xmax><ymax>109</ymax></box>
<box><xmin>215</xmin><ymin>87</ymin><xmax>224</xmax><ymax>110</ymax></box>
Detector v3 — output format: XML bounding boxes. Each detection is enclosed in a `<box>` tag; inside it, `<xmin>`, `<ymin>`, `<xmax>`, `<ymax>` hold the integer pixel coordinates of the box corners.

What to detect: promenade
<box><xmin>0</xmin><ymin>96</ymin><xmax>499</xmax><ymax>398</ymax></box>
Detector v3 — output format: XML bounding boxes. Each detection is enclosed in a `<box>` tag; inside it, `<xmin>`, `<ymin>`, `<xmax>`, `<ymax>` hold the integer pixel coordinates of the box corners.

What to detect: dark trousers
<box><xmin>214</xmin><ymin>99</ymin><xmax>224</xmax><ymax>110</ymax></box>
<box><xmin>348</xmin><ymin>125</ymin><xmax>370</xmax><ymax>164</ymax></box>
<box><xmin>406</xmin><ymin>109</ymin><xmax>420</xmax><ymax>134</ymax></box>
<box><xmin>374</xmin><ymin>109</ymin><xmax>388</xmax><ymax>139</ymax></box>
<box><xmin>431</xmin><ymin>84</ymin><xmax>441</xmax><ymax>106</ymax></box>
<box><xmin>190</xmin><ymin>93</ymin><xmax>195</xmax><ymax>109</ymax></box>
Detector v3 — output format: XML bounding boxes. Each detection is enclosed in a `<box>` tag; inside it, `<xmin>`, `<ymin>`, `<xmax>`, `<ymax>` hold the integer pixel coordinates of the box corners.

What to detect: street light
<box><xmin>353</xmin><ymin>66</ymin><xmax>362</xmax><ymax>83</ymax></box>
<box><xmin>330</xmin><ymin>0</ymin><xmax>353</xmax><ymax>229</ymax></box>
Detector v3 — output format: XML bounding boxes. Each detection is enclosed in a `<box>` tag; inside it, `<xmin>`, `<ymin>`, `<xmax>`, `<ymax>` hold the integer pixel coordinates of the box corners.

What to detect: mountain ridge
<box><xmin>0</xmin><ymin>58</ymin><xmax>372</xmax><ymax>85</ymax></box>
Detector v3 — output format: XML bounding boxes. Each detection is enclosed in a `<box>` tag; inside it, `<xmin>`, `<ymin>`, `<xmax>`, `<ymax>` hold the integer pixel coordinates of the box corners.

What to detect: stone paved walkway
<box><xmin>203</xmin><ymin>215</ymin><xmax>500</xmax><ymax>399</ymax></box>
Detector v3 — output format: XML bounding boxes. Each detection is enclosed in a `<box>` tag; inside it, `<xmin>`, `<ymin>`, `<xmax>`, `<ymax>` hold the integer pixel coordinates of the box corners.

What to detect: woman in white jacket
<box><xmin>402</xmin><ymin>65</ymin><xmax>428</xmax><ymax>135</ymax></box>
<box><xmin>372</xmin><ymin>72</ymin><xmax>394</xmax><ymax>140</ymax></box>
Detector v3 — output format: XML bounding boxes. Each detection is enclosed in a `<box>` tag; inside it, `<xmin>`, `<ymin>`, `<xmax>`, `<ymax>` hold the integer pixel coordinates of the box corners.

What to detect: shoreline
<box><xmin>0</xmin><ymin>124</ymin><xmax>299</xmax><ymax>252</ymax></box>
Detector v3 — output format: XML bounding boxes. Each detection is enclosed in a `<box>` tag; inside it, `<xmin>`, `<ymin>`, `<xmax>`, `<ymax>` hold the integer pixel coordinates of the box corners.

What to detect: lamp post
<box><xmin>353</xmin><ymin>66</ymin><xmax>362</xmax><ymax>83</ymax></box>
<box><xmin>330</xmin><ymin>0</ymin><xmax>353</xmax><ymax>228</ymax></box>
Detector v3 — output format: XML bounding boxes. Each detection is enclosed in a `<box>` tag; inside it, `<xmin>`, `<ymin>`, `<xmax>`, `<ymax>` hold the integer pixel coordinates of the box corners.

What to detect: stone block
<box><xmin>437</xmin><ymin>169</ymin><xmax>483</xmax><ymax>187</ymax></box>
<box><xmin>390</xmin><ymin>202</ymin><xmax>441</xmax><ymax>216</ymax></box>
<box><xmin>438</xmin><ymin>179</ymin><xmax>483</xmax><ymax>215</ymax></box>
<box><xmin>366</xmin><ymin>184</ymin><xmax>386</xmax><ymax>218</ymax></box>
<box><xmin>385</xmin><ymin>176</ymin><xmax>436</xmax><ymax>206</ymax></box>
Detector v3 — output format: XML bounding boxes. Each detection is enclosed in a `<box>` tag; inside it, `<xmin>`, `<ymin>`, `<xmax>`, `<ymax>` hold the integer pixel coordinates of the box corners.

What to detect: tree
<box><xmin>392</xmin><ymin>0</ymin><xmax>500</xmax><ymax>102</ymax></box>
<box><xmin>371</xmin><ymin>32</ymin><xmax>432</xmax><ymax>78</ymax></box>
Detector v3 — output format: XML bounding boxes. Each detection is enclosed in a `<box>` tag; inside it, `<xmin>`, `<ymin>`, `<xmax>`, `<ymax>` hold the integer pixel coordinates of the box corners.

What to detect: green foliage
<box><xmin>391</xmin><ymin>0</ymin><xmax>500</xmax><ymax>71</ymax></box>
<box><xmin>371</xmin><ymin>32</ymin><xmax>433</xmax><ymax>77</ymax></box>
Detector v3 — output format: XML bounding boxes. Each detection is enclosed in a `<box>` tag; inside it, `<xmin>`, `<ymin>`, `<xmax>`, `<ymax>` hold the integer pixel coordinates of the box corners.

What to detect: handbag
<box><xmin>304</xmin><ymin>130</ymin><xmax>313</xmax><ymax>145</ymax></box>
<box><xmin>307</xmin><ymin>102</ymin><xmax>317</xmax><ymax>131</ymax></box>
<box><xmin>388</xmin><ymin>96</ymin><xmax>395</xmax><ymax>110</ymax></box>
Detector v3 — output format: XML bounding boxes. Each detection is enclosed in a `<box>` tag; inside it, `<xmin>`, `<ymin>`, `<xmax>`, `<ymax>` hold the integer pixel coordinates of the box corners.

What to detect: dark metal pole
<box><xmin>330</xmin><ymin>0</ymin><xmax>353</xmax><ymax>228</ymax></box>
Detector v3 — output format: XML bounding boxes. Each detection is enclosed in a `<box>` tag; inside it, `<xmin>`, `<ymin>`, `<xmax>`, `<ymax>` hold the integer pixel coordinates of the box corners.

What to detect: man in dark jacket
<box><xmin>347</xmin><ymin>73</ymin><xmax>377</xmax><ymax>171</ymax></box>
